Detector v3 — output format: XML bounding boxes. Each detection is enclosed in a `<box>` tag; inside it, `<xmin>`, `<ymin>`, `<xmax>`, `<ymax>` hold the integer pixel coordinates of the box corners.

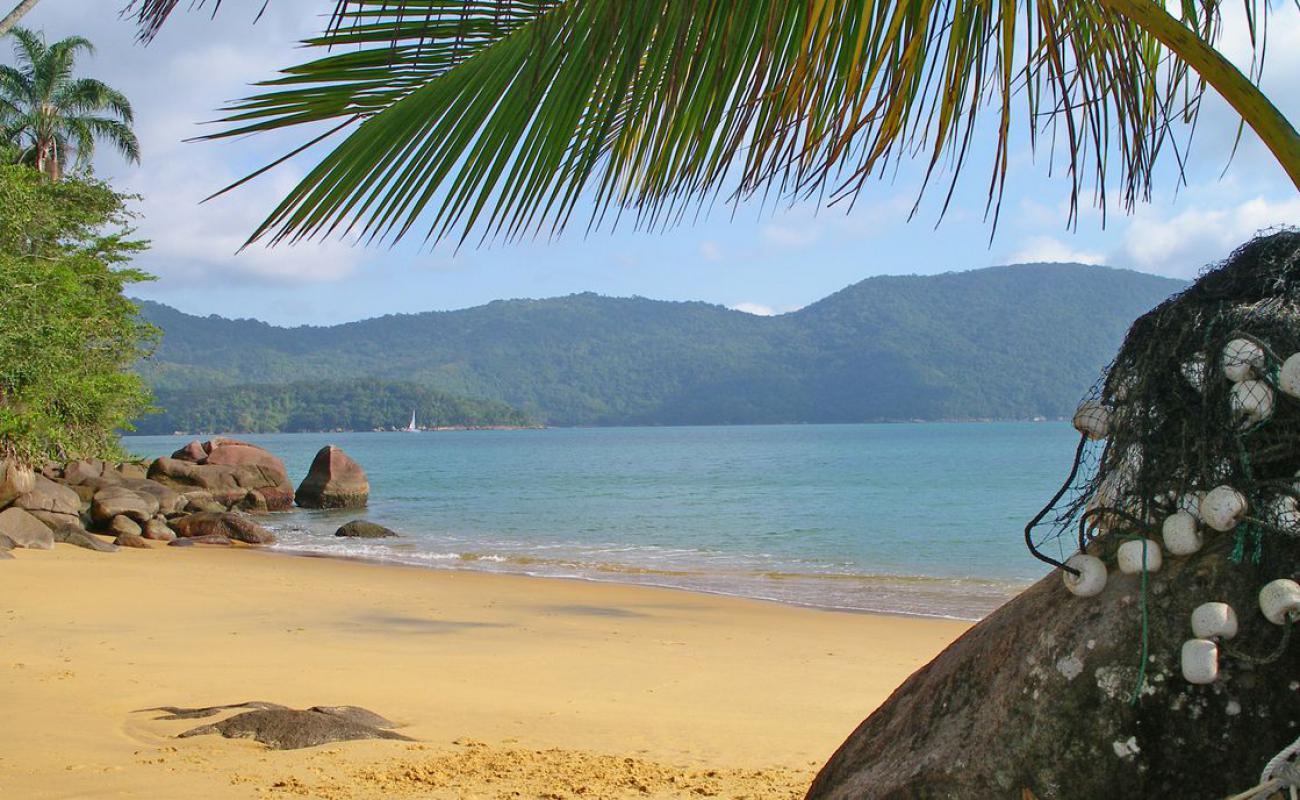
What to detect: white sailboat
<box><xmin>403</xmin><ymin>409</ymin><xmax>420</xmax><ymax>433</ymax></box>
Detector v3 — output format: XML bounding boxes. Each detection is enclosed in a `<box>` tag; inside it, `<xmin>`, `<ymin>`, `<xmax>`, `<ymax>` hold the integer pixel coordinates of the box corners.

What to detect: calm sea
<box><xmin>124</xmin><ymin>423</ymin><xmax>1079</xmax><ymax>620</ymax></box>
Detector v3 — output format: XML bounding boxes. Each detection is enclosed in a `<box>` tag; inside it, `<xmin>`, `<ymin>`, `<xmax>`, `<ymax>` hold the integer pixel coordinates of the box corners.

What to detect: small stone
<box><xmin>108</xmin><ymin>515</ymin><xmax>142</xmax><ymax>538</ymax></box>
<box><xmin>142</xmin><ymin>518</ymin><xmax>176</xmax><ymax>542</ymax></box>
<box><xmin>168</xmin><ymin>538</ymin><xmax>196</xmax><ymax>547</ymax></box>
<box><xmin>114</xmin><ymin>533</ymin><xmax>150</xmax><ymax>549</ymax></box>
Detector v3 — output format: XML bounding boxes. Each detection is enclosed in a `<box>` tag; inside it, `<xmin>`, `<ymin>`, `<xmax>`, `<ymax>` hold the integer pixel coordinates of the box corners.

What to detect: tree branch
<box><xmin>0</xmin><ymin>0</ymin><xmax>42</xmax><ymax>38</ymax></box>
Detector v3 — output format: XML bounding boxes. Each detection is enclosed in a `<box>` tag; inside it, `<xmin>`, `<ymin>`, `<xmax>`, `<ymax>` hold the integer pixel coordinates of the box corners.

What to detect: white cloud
<box><xmin>1008</xmin><ymin>236</ymin><xmax>1106</xmax><ymax>265</ymax></box>
<box><xmin>699</xmin><ymin>240</ymin><xmax>723</xmax><ymax>262</ymax></box>
<box><xmin>728</xmin><ymin>301</ymin><xmax>803</xmax><ymax>316</ymax></box>
<box><xmin>730</xmin><ymin>302</ymin><xmax>776</xmax><ymax>316</ymax></box>
<box><xmin>1118</xmin><ymin>196</ymin><xmax>1300</xmax><ymax>277</ymax></box>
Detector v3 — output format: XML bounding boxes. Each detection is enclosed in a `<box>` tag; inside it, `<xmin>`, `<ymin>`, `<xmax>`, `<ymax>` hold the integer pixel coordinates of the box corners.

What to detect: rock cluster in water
<box><xmin>0</xmin><ymin>439</ymin><xmax>369</xmax><ymax>558</ymax></box>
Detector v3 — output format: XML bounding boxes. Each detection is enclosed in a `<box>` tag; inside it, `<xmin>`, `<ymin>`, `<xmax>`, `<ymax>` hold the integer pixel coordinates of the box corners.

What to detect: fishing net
<box><xmin>1026</xmin><ymin>229</ymin><xmax>1300</xmax><ymax>574</ymax></box>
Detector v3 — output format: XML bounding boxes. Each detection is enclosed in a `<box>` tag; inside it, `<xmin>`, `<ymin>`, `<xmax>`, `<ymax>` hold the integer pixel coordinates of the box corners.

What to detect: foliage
<box><xmin>134</xmin><ymin>379</ymin><xmax>534</xmax><ymax>434</ymax></box>
<box><xmin>0</xmin><ymin>164</ymin><xmax>156</xmax><ymax>463</ymax></box>
<box><xmin>124</xmin><ymin>1</ymin><xmax>1298</xmax><ymax>249</ymax></box>
<box><xmin>0</xmin><ymin>27</ymin><xmax>140</xmax><ymax>181</ymax></box>
<box><xmin>135</xmin><ymin>264</ymin><xmax>1183</xmax><ymax>427</ymax></box>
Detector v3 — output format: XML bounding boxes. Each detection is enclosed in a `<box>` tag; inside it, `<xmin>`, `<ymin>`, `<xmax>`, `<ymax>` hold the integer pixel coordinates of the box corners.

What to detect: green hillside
<box><xmin>134</xmin><ymin>263</ymin><xmax>1183</xmax><ymax>427</ymax></box>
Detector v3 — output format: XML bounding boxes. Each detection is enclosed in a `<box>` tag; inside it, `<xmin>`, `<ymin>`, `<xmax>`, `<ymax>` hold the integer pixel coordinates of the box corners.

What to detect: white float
<box><xmin>1117</xmin><ymin>538</ymin><xmax>1162</xmax><ymax>574</ymax></box>
<box><xmin>1259</xmin><ymin>579</ymin><xmax>1300</xmax><ymax>625</ymax></box>
<box><xmin>1062</xmin><ymin>553</ymin><xmax>1108</xmax><ymax>597</ymax></box>
<box><xmin>1162</xmin><ymin>510</ymin><xmax>1203</xmax><ymax>556</ymax></box>
<box><xmin>1072</xmin><ymin>400</ymin><xmax>1110</xmax><ymax>441</ymax></box>
<box><xmin>1191</xmin><ymin>602</ymin><xmax>1239</xmax><ymax>640</ymax></box>
<box><xmin>1280</xmin><ymin>353</ymin><xmax>1300</xmax><ymax>399</ymax></box>
<box><xmin>1222</xmin><ymin>338</ymin><xmax>1265</xmax><ymax>382</ymax></box>
<box><xmin>1181</xmin><ymin>638</ymin><xmax>1220</xmax><ymax>685</ymax></box>
<box><xmin>1229</xmin><ymin>379</ymin><xmax>1275</xmax><ymax>428</ymax></box>
<box><xmin>1200</xmin><ymin>486</ymin><xmax>1247</xmax><ymax>532</ymax></box>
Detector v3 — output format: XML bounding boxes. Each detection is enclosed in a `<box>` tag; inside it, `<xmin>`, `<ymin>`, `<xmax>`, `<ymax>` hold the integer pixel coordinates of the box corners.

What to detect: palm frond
<box><xmin>140</xmin><ymin>1</ymin><xmax>1298</xmax><ymax>248</ymax></box>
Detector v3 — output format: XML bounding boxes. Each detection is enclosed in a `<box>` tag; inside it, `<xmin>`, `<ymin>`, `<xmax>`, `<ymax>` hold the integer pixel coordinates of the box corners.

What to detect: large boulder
<box><xmin>149</xmin><ymin>441</ymin><xmax>294</xmax><ymax>512</ymax></box>
<box><xmin>335</xmin><ymin>520</ymin><xmax>397</xmax><ymax>538</ymax></box>
<box><xmin>61</xmin><ymin>458</ymin><xmax>110</xmax><ymax>485</ymax></box>
<box><xmin>805</xmin><ymin>540</ymin><xmax>1300</xmax><ymax>799</ymax></box>
<box><xmin>0</xmin><ymin>460</ymin><xmax>35</xmax><ymax>508</ymax></box>
<box><xmin>0</xmin><ymin>507</ymin><xmax>53</xmax><ymax>549</ymax></box>
<box><xmin>15</xmin><ymin>474</ymin><xmax>81</xmax><ymax>516</ymax></box>
<box><xmin>91</xmin><ymin>486</ymin><xmax>159</xmax><ymax>525</ymax></box>
<box><xmin>296</xmin><ymin>446</ymin><xmax>369</xmax><ymax>509</ymax></box>
<box><xmin>118</xmin><ymin>478</ymin><xmax>186</xmax><ymax>516</ymax></box>
<box><xmin>170</xmin><ymin>512</ymin><xmax>275</xmax><ymax>545</ymax></box>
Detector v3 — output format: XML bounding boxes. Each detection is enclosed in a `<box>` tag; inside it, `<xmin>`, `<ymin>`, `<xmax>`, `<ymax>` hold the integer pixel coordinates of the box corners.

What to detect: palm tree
<box><xmin>125</xmin><ymin>1</ymin><xmax>1298</xmax><ymax>248</ymax></box>
<box><xmin>0</xmin><ymin>27</ymin><xmax>140</xmax><ymax>181</ymax></box>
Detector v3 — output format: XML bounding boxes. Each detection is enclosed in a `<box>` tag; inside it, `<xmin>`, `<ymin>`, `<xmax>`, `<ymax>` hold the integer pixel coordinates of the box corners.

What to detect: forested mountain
<box><xmin>133</xmin><ymin>381</ymin><xmax>535</xmax><ymax>435</ymax></box>
<box><xmin>135</xmin><ymin>263</ymin><xmax>1183</xmax><ymax>427</ymax></box>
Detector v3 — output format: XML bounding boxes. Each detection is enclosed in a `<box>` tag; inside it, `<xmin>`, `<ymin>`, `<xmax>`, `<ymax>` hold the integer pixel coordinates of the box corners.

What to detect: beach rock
<box><xmin>39</xmin><ymin>461</ymin><xmax>62</xmax><ymax>481</ymax></box>
<box><xmin>118</xmin><ymin>478</ymin><xmax>186</xmax><ymax>515</ymax></box>
<box><xmin>91</xmin><ymin>486</ymin><xmax>158</xmax><ymax>525</ymax></box>
<box><xmin>0</xmin><ymin>507</ymin><xmax>53</xmax><ymax>549</ymax></box>
<box><xmin>296</xmin><ymin>446</ymin><xmax>369</xmax><ymax>509</ymax></box>
<box><xmin>70</xmin><ymin>484</ymin><xmax>96</xmax><ymax>505</ymax></box>
<box><xmin>805</xmin><ymin>541</ymin><xmax>1300</xmax><ymax>800</ymax></box>
<box><xmin>182</xmin><ymin>533</ymin><xmax>233</xmax><ymax>546</ymax></box>
<box><xmin>61</xmin><ymin>458</ymin><xmax>108</xmax><ymax>485</ymax></box>
<box><xmin>335</xmin><ymin>520</ymin><xmax>397</xmax><ymax>539</ymax></box>
<box><xmin>27</xmin><ymin>509</ymin><xmax>84</xmax><ymax>532</ymax></box>
<box><xmin>182</xmin><ymin>491</ymin><xmax>225</xmax><ymax>514</ymax></box>
<box><xmin>142</xmin><ymin>518</ymin><xmax>176</xmax><ymax>542</ymax></box>
<box><xmin>15</xmin><ymin>474</ymin><xmax>81</xmax><ymax>516</ymax></box>
<box><xmin>115</xmin><ymin>462</ymin><xmax>149</xmax><ymax>480</ymax></box>
<box><xmin>170</xmin><ymin>512</ymin><xmax>274</xmax><ymax>545</ymax></box>
<box><xmin>114</xmin><ymin>532</ymin><xmax>150</xmax><ymax>549</ymax></box>
<box><xmin>167</xmin><ymin>537</ymin><xmax>196</xmax><ymax>547</ymax></box>
<box><xmin>0</xmin><ymin>532</ymin><xmax>14</xmax><ymax>550</ymax></box>
<box><xmin>53</xmin><ymin>525</ymin><xmax>117</xmax><ymax>553</ymax></box>
<box><xmin>0</xmin><ymin>459</ymin><xmax>35</xmax><ymax>508</ymax></box>
<box><xmin>237</xmin><ymin>489</ymin><xmax>268</xmax><ymax>514</ymax></box>
<box><xmin>172</xmin><ymin>440</ymin><xmax>208</xmax><ymax>462</ymax></box>
<box><xmin>149</xmin><ymin>457</ymin><xmax>291</xmax><ymax>511</ymax></box>
<box><xmin>200</xmin><ymin>439</ymin><xmax>295</xmax><ymax>510</ymax></box>
<box><xmin>144</xmin><ymin>700</ymin><xmax>289</xmax><ymax>720</ymax></box>
<box><xmin>308</xmin><ymin>706</ymin><xmax>400</xmax><ymax>729</ymax></box>
<box><xmin>108</xmin><ymin>515</ymin><xmax>142</xmax><ymax>538</ymax></box>
<box><xmin>178</xmin><ymin>707</ymin><xmax>412</xmax><ymax>750</ymax></box>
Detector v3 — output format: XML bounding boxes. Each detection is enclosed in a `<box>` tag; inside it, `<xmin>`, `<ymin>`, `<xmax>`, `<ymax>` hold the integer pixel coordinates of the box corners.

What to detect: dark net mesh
<box><xmin>1026</xmin><ymin>230</ymin><xmax>1300</xmax><ymax>573</ymax></box>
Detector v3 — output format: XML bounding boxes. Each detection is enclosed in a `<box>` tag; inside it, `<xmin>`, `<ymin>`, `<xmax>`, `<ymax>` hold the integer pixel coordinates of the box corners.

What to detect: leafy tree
<box><xmin>124</xmin><ymin>1</ymin><xmax>1298</xmax><ymax>247</ymax></box>
<box><xmin>0</xmin><ymin>164</ymin><xmax>157</xmax><ymax>464</ymax></box>
<box><xmin>0</xmin><ymin>27</ymin><xmax>140</xmax><ymax>181</ymax></box>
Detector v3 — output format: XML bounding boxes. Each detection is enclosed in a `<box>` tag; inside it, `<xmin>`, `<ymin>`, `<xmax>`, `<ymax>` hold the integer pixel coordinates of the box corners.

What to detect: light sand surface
<box><xmin>0</xmin><ymin>543</ymin><xmax>968</xmax><ymax>799</ymax></box>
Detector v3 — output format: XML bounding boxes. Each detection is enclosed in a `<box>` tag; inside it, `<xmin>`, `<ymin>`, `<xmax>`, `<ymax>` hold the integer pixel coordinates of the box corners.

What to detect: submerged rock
<box><xmin>297</xmin><ymin>446</ymin><xmax>369</xmax><ymax>509</ymax></box>
<box><xmin>335</xmin><ymin>520</ymin><xmax>397</xmax><ymax>538</ymax></box>
<box><xmin>177</xmin><ymin>707</ymin><xmax>411</xmax><ymax>750</ymax></box>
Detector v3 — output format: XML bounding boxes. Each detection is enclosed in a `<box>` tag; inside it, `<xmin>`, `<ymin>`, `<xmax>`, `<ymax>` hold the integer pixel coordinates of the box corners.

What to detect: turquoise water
<box><xmin>124</xmin><ymin>423</ymin><xmax>1079</xmax><ymax>619</ymax></box>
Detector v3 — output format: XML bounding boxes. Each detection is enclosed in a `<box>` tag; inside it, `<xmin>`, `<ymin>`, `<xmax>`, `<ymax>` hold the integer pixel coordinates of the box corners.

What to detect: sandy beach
<box><xmin>0</xmin><ymin>543</ymin><xmax>968</xmax><ymax>799</ymax></box>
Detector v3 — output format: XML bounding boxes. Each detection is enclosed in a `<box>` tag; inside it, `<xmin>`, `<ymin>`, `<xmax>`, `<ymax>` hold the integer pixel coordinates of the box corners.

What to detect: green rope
<box><xmin>1129</xmin><ymin>538</ymin><xmax>1151</xmax><ymax>706</ymax></box>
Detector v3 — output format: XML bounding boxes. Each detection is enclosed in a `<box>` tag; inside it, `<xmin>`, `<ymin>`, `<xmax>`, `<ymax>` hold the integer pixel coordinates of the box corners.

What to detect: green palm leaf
<box><xmin>132</xmin><ymin>1</ymin><xmax>1300</xmax><ymax>248</ymax></box>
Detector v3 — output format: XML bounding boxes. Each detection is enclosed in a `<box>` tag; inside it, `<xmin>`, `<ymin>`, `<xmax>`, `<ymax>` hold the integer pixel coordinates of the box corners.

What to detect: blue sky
<box><xmin>15</xmin><ymin>1</ymin><xmax>1300</xmax><ymax>325</ymax></box>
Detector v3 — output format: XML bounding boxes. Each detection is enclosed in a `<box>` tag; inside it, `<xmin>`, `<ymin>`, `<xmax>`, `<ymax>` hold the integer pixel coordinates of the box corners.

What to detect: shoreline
<box><xmin>0</xmin><ymin>542</ymin><xmax>969</xmax><ymax>799</ymax></box>
<box><xmin>264</xmin><ymin>542</ymin><xmax>1026</xmax><ymax>622</ymax></box>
